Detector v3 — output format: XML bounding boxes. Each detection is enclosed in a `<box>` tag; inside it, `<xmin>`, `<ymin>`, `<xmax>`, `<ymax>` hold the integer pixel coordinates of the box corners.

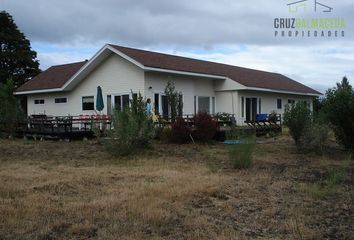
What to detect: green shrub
<box><xmin>283</xmin><ymin>101</ymin><xmax>312</xmax><ymax>148</ymax></box>
<box><xmin>192</xmin><ymin>112</ymin><xmax>217</xmax><ymax>142</ymax></box>
<box><xmin>103</xmin><ymin>93</ymin><xmax>154</xmax><ymax>156</ymax></box>
<box><xmin>171</xmin><ymin>117</ymin><xmax>191</xmax><ymax>144</ymax></box>
<box><xmin>215</xmin><ymin>112</ymin><xmax>234</xmax><ymax>125</ymax></box>
<box><xmin>0</xmin><ymin>78</ymin><xmax>24</xmax><ymax>137</ymax></box>
<box><xmin>228</xmin><ymin>137</ymin><xmax>256</xmax><ymax>169</ymax></box>
<box><xmin>159</xmin><ymin>127</ymin><xmax>172</xmax><ymax>143</ymax></box>
<box><xmin>302</xmin><ymin>122</ymin><xmax>330</xmax><ymax>154</ymax></box>
<box><xmin>323</xmin><ymin>77</ymin><xmax>354</xmax><ymax>150</ymax></box>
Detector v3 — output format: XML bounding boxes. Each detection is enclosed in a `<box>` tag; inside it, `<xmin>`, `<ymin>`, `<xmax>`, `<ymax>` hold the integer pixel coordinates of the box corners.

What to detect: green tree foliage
<box><xmin>103</xmin><ymin>92</ymin><xmax>154</xmax><ymax>156</ymax></box>
<box><xmin>164</xmin><ymin>81</ymin><xmax>183</xmax><ymax>122</ymax></box>
<box><xmin>323</xmin><ymin>76</ymin><xmax>354</xmax><ymax>150</ymax></box>
<box><xmin>0</xmin><ymin>78</ymin><xmax>23</xmax><ymax>136</ymax></box>
<box><xmin>283</xmin><ymin>101</ymin><xmax>312</xmax><ymax>147</ymax></box>
<box><xmin>0</xmin><ymin>11</ymin><xmax>40</xmax><ymax>87</ymax></box>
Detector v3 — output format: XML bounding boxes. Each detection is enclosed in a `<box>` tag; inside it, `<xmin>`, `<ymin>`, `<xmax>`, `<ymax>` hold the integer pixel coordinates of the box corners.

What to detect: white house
<box><xmin>15</xmin><ymin>44</ymin><xmax>321</xmax><ymax>124</ymax></box>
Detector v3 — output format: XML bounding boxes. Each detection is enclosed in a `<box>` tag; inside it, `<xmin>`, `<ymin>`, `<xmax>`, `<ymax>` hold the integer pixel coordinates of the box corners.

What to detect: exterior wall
<box><xmin>215</xmin><ymin>91</ymin><xmax>238</xmax><ymax>114</ymax></box>
<box><xmin>144</xmin><ymin>72</ymin><xmax>217</xmax><ymax>115</ymax></box>
<box><xmin>27</xmin><ymin>53</ymin><xmax>144</xmax><ymax>116</ymax></box>
<box><xmin>214</xmin><ymin>78</ymin><xmax>245</xmax><ymax>91</ymax></box>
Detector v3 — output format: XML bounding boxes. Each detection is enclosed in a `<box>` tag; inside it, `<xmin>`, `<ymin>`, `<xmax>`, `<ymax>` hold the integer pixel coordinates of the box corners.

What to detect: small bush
<box><xmin>103</xmin><ymin>93</ymin><xmax>154</xmax><ymax>156</ymax></box>
<box><xmin>192</xmin><ymin>112</ymin><xmax>217</xmax><ymax>142</ymax></box>
<box><xmin>228</xmin><ymin>137</ymin><xmax>256</xmax><ymax>169</ymax></box>
<box><xmin>302</xmin><ymin>123</ymin><xmax>330</xmax><ymax>154</ymax></box>
<box><xmin>283</xmin><ymin>101</ymin><xmax>312</xmax><ymax>148</ymax></box>
<box><xmin>215</xmin><ymin>112</ymin><xmax>234</xmax><ymax>125</ymax></box>
<box><xmin>159</xmin><ymin>127</ymin><xmax>172</xmax><ymax>143</ymax></box>
<box><xmin>171</xmin><ymin>117</ymin><xmax>191</xmax><ymax>144</ymax></box>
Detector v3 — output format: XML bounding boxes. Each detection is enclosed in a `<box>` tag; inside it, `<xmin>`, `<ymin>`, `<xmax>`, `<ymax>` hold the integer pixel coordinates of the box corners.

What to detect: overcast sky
<box><xmin>2</xmin><ymin>0</ymin><xmax>354</xmax><ymax>93</ymax></box>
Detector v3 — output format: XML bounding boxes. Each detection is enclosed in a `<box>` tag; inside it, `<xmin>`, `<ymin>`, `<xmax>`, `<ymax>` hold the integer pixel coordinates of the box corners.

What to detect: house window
<box><xmin>34</xmin><ymin>99</ymin><xmax>45</xmax><ymax>104</ymax></box>
<box><xmin>288</xmin><ymin>99</ymin><xmax>295</xmax><ymax>105</ymax></box>
<box><xmin>82</xmin><ymin>96</ymin><xmax>94</xmax><ymax>110</ymax></box>
<box><xmin>198</xmin><ymin>96</ymin><xmax>210</xmax><ymax>113</ymax></box>
<box><xmin>114</xmin><ymin>94</ymin><xmax>130</xmax><ymax>111</ymax></box>
<box><xmin>178</xmin><ymin>94</ymin><xmax>183</xmax><ymax>116</ymax></box>
<box><xmin>277</xmin><ymin>99</ymin><xmax>282</xmax><ymax>109</ymax></box>
<box><xmin>54</xmin><ymin>97</ymin><xmax>67</xmax><ymax>104</ymax></box>
<box><xmin>258</xmin><ymin>98</ymin><xmax>262</xmax><ymax>113</ymax></box>
<box><xmin>107</xmin><ymin>95</ymin><xmax>112</xmax><ymax>115</ymax></box>
<box><xmin>241</xmin><ymin>97</ymin><xmax>244</xmax><ymax>118</ymax></box>
<box><xmin>122</xmin><ymin>94</ymin><xmax>130</xmax><ymax>109</ymax></box>
<box><xmin>211</xmin><ymin>97</ymin><xmax>216</xmax><ymax>115</ymax></box>
<box><xmin>154</xmin><ymin>93</ymin><xmax>159</xmax><ymax>115</ymax></box>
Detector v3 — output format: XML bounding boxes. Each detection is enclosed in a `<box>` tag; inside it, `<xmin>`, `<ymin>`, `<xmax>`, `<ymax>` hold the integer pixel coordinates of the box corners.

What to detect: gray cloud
<box><xmin>3</xmin><ymin>0</ymin><xmax>352</xmax><ymax>48</ymax></box>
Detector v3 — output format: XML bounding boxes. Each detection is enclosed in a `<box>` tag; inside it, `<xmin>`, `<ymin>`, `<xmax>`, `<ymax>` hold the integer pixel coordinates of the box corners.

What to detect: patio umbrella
<box><xmin>96</xmin><ymin>86</ymin><xmax>104</xmax><ymax>112</ymax></box>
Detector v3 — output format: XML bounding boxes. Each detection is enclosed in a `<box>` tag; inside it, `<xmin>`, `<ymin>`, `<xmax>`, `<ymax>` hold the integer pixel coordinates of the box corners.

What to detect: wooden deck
<box><xmin>244</xmin><ymin>114</ymin><xmax>282</xmax><ymax>136</ymax></box>
<box><xmin>3</xmin><ymin>113</ymin><xmax>280</xmax><ymax>140</ymax></box>
<box><xmin>15</xmin><ymin>115</ymin><xmax>112</xmax><ymax>140</ymax></box>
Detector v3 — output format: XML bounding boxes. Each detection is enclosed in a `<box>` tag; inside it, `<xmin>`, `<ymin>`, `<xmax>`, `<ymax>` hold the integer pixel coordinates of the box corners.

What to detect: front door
<box><xmin>246</xmin><ymin>97</ymin><xmax>258</xmax><ymax>121</ymax></box>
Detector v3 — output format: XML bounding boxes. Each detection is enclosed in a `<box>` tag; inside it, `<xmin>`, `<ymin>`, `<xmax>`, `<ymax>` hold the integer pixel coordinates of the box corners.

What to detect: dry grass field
<box><xmin>0</xmin><ymin>136</ymin><xmax>353</xmax><ymax>239</ymax></box>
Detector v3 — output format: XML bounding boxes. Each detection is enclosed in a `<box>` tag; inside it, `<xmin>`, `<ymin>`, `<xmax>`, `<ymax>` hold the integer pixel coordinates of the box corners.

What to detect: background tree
<box><xmin>0</xmin><ymin>78</ymin><xmax>24</xmax><ymax>137</ymax></box>
<box><xmin>323</xmin><ymin>76</ymin><xmax>354</xmax><ymax>150</ymax></box>
<box><xmin>0</xmin><ymin>11</ymin><xmax>40</xmax><ymax>87</ymax></box>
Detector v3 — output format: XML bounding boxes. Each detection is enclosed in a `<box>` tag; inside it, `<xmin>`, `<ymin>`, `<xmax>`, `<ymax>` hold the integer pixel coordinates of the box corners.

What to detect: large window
<box><xmin>34</xmin><ymin>99</ymin><xmax>44</xmax><ymax>105</ymax></box>
<box><xmin>54</xmin><ymin>97</ymin><xmax>67</xmax><ymax>104</ymax></box>
<box><xmin>82</xmin><ymin>96</ymin><xmax>94</xmax><ymax>110</ymax></box>
<box><xmin>198</xmin><ymin>96</ymin><xmax>211</xmax><ymax>113</ymax></box>
<box><xmin>114</xmin><ymin>94</ymin><xmax>130</xmax><ymax>111</ymax></box>
<box><xmin>241</xmin><ymin>97</ymin><xmax>244</xmax><ymax>118</ymax></box>
<box><xmin>277</xmin><ymin>98</ymin><xmax>282</xmax><ymax>109</ymax></box>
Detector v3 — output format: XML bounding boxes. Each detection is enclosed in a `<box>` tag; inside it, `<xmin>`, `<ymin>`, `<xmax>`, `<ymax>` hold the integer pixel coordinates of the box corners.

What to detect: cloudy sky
<box><xmin>2</xmin><ymin>0</ymin><xmax>354</xmax><ymax>93</ymax></box>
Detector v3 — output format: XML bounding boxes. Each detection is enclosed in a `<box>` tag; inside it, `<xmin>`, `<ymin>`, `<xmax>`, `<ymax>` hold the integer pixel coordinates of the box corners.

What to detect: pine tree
<box><xmin>0</xmin><ymin>11</ymin><xmax>40</xmax><ymax>87</ymax></box>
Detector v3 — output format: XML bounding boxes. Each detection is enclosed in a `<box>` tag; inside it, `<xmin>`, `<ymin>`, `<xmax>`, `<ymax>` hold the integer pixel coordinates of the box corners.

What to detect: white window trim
<box><xmin>195</xmin><ymin>96</ymin><xmax>214</xmax><ymax>114</ymax></box>
<box><xmin>82</xmin><ymin>96</ymin><xmax>95</xmax><ymax>111</ymax></box>
<box><xmin>54</xmin><ymin>97</ymin><xmax>68</xmax><ymax>104</ymax></box>
<box><xmin>34</xmin><ymin>99</ymin><xmax>45</xmax><ymax>105</ymax></box>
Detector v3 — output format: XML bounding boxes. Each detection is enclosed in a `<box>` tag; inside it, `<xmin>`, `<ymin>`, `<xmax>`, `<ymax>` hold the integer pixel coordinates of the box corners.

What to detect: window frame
<box><xmin>34</xmin><ymin>99</ymin><xmax>45</xmax><ymax>105</ymax></box>
<box><xmin>54</xmin><ymin>97</ymin><xmax>68</xmax><ymax>104</ymax></box>
<box><xmin>82</xmin><ymin>96</ymin><xmax>94</xmax><ymax>111</ymax></box>
<box><xmin>277</xmin><ymin>98</ymin><xmax>282</xmax><ymax>109</ymax></box>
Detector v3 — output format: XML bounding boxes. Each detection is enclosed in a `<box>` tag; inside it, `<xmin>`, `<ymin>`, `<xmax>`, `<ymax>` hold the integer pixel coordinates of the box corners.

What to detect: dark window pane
<box><xmin>54</xmin><ymin>98</ymin><xmax>67</xmax><ymax>103</ymax></box>
<box><xmin>34</xmin><ymin>99</ymin><xmax>45</xmax><ymax>104</ymax></box>
<box><xmin>277</xmin><ymin>99</ymin><xmax>282</xmax><ymax>109</ymax></box>
<box><xmin>198</xmin><ymin>96</ymin><xmax>210</xmax><ymax>113</ymax></box>
<box><xmin>82</xmin><ymin>96</ymin><xmax>94</xmax><ymax>110</ymax></box>
<box><xmin>154</xmin><ymin>93</ymin><xmax>159</xmax><ymax>115</ymax></box>
<box><xmin>122</xmin><ymin>95</ymin><xmax>130</xmax><ymax>109</ymax></box>
<box><xmin>114</xmin><ymin>96</ymin><xmax>121</xmax><ymax>111</ymax></box>
<box><xmin>107</xmin><ymin>95</ymin><xmax>112</xmax><ymax>115</ymax></box>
